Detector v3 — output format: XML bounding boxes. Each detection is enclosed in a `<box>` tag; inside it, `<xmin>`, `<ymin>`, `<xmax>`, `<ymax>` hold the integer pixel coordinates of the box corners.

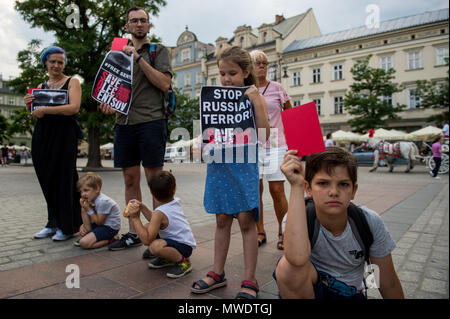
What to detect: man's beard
<box><xmin>131</xmin><ymin>31</ymin><xmax>147</xmax><ymax>39</ymax></box>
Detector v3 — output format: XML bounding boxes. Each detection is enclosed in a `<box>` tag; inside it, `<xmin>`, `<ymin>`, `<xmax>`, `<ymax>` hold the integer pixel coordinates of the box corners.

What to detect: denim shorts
<box><xmin>164</xmin><ymin>238</ymin><xmax>193</xmax><ymax>258</ymax></box>
<box><xmin>91</xmin><ymin>224</ymin><xmax>119</xmax><ymax>242</ymax></box>
<box><xmin>114</xmin><ymin>120</ymin><xmax>167</xmax><ymax>168</ymax></box>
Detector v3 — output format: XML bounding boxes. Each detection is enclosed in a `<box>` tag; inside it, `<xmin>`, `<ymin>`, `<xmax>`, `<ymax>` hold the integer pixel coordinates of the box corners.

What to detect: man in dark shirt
<box><xmin>100</xmin><ymin>6</ymin><xmax>172</xmax><ymax>252</ymax></box>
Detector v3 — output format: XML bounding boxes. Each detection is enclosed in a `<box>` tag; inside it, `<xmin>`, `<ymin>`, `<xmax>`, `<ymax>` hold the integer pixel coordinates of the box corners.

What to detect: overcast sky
<box><xmin>0</xmin><ymin>0</ymin><xmax>448</xmax><ymax>79</ymax></box>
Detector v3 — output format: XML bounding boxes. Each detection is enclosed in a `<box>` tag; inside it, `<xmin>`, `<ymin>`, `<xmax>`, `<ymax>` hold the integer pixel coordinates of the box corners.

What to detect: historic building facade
<box><xmin>281</xmin><ymin>8</ymin><xmax>449</xmax><ymax>133</ymax></box>
<box><xmin>169</xmin><ymin>8</ymin><xmax>448</xmax><ymax>134</ymax></box>
<box><xmin>0</xmin><ymin>74</ymin><xmax>30</xmax><ymax>146</ymax></box>
<box><xmin>170</xmin><ymin>27</ymin><xmax>215</xmax><ymax>99</ymax></box>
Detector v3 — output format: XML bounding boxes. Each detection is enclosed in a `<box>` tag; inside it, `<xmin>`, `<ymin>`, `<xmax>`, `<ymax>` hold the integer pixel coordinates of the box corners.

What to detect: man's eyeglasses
<box><xmin>254</xmin><ymin>61</ymin><xmax>269</xmax><ymax>66</ymax></box>
<box><xmin>128</xmin><ymin>18</ymin><xmax>148</xmax><ymax>24</ymax></box>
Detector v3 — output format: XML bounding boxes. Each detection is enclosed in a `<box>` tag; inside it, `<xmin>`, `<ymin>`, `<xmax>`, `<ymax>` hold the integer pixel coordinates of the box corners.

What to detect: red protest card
<box><xmin>281</xmin><ymin>101</ymin><xmax>325</xmax><ymax>157</ymax></box>
<box><xmin>27</xmin><ymin>88</ymin><xmax>39</xmax><ymax>107</ymax></box>
<box><xmin>111</xmin><ymin>37</ymin><xmax>129</xmax><ymax>51</ymax></box>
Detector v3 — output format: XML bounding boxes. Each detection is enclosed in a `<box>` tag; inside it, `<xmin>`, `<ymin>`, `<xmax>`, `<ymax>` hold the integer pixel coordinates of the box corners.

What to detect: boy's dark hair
<box><xmin>126</xmin><ymin>6</ymin><xmax>149</xmax><ymax>22</ymax></box>
<box><xmin>77</xmin><ymin>172</ymin><xmax>102</xmax><ymax>190</ymax></box>
<box><xmin>305</xmin><ymin>147</ymin><xmax>358</xmax><ymax>187</ymax></box>
<box><xmin>148</xmin><ymin>170</ymin><xmax>176</xmax><ymax>202</ymax></box>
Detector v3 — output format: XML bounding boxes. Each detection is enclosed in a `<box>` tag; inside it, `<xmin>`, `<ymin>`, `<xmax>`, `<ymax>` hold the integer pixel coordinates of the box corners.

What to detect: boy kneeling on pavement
<box><xmin>275</xmin><ymin>147</ymin><xmax>404</xmax><ymax>299</ymax></box>
<box><xmin>126</xmin><ymin>170</ymin><xmax>197</xmax><ymax>278</ymax></box>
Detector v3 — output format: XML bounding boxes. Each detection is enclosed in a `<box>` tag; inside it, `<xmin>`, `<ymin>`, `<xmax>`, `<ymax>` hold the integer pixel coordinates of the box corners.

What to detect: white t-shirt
<box><xmin>325</xmin><ymin>139</ymin><xmax>334</xmax><ymax>147</ymax></box>
<box><xmin>443</xmin><ymin>123</ymin><xmax>449</xmax><ymax>136</ymax></box>
<box><xmin>156</xmin><ymin>197</ymin><xmax>197</xmax><ymax>249</ymax></box>
<box><xmin>93</xmin><ymin>193</ymin><xmax>121</xmax><ymax>230</ymax></box>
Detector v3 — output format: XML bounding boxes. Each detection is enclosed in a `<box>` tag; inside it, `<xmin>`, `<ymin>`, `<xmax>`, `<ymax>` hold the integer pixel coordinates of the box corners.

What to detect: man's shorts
<box><xmin>258</xmin><ymin>145</ymin><xmax>288</xmax><ymax>181</ymax></box>
<box><xmin>164</xmin><ymin>238</ymin><xmax>193</xmax><ymax>258</ymax></box>
<box><xmin>114</xmin><ymin>120</ymin><xmax>167</xmax><ymax>169</ymax></box>
<box><xmin>91</xmin><ymin>223</ymin><xmax>119</xmax><ymax>242</ymax></box>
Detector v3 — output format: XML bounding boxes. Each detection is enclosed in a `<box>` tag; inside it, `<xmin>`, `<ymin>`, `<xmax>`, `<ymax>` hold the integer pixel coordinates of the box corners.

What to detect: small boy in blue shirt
<box><xmin>75</xmin><ymin>172</ymin><xmax>121</xmax><ymax>249</ymax></box>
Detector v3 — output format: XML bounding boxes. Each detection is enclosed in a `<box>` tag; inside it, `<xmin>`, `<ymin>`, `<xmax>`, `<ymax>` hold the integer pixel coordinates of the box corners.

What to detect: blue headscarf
<box><xmin>40</xmin><ymin>46</ymin><xmax>67</xmax><ymax>69</ymax></box>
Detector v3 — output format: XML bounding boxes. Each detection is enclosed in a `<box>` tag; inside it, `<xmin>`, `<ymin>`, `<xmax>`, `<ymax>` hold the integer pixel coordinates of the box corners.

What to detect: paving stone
<box><xmin>398</xmin><ymin>270</ymin><xmax>422</xmax><ymax>283</ymax></box>
<box><xmin>414</xmin><ymin>290</ymin><xmax>447</xmax><ymax>299</ymax></box>
<box><xmin>424</xmin><ymin>267</ymin><xmax>449</xmax><ymax>281</ymax></box>
<box><xmin>420</xmin><ymin>278</ymin><xmax>448</xmax><ymax>295</ymax></box>
<box><xmin>408</xmin><ymin>253</ymin><xmax>428</xmax><ymax>263</ymax></box>
<box><xmin>403</xmin><ymin>261</ymin><xmax>426</xmax><ymax>273</ymax></box>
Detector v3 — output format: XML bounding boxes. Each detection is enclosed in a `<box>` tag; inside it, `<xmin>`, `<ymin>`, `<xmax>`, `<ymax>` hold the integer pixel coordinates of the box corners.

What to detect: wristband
<box><xmin>136</xmin><ymin>55</ymin><xmax>142</xmax><ymax>64</ymax></box>
<box><xmin>87</xmin><ymin>209</ymin><xmax>94</xmax><ymax>216</ymax></box>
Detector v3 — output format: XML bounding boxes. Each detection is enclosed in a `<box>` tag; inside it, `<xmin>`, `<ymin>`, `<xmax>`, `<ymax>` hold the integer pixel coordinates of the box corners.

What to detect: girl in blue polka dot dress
<box><xmin>191</xmin><ymin>46</ymin><xmax>270</xmax><ymax>299</ymax></box>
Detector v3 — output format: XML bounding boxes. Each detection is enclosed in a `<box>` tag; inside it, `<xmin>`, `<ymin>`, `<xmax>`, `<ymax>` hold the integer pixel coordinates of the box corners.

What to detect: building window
<box><xmin>379</xmin><ymin>55</ymin><xmax>393</xmax><ymax>72</ymax></box>
<box><xmin>181</xmin><ymin>48</ymin><xmax>191</xmax><ymax>62</ymax></box>
<box><xmin>196</xmin><ymin>72</ymin><xmax>202</xmax><ymax>84</ymax></box>
<box><xmin>263</xmin><ymin>32</ymin><xmax>267</xmax><ymax>43</ymax></box>
<box><xmin>268</xmin><ymin>66</ymin><xmax>276</xmax><ymax>81</ymax></box>
<box><xmin>381</xmin><ymin>94</ymin><xmax>393</xmax><ymax>107</ymax></box>
<box><xmin>313</xmin><ymin>99</ymin><xmax>322</xmax><ymax>115</ymax></box>
<box><xmin>240</xmin><ymin>37</ymin><xmax>244</xmax><ymax>48</ymax></box>
<box><xmin>334</xmin><ymin>96</ymin><xmax>344</xmax><ymax>114</ymax></box>
<box><xmin>312</xmin><ymin>68</ymin><xmax>321</xmax><ymax>83</ymax></box>
<box><xmin>184</xmin><ymin>74</ymin><xmax>191</xmax><ymax>86</ymax></box>
<box><xmin>211</xmin><ymin>77</ymin><xmax>217</xmax><ymax>86</ymax></box>
<box><xmin>292</xmin><ymin>71</ymin><xmax>301</xmax><ymax>86</ymax></box>
<box><xmin>407</xmin><ymin>51</ymin><xmax>422</xmax><ymax>70</ymax></box>
<box><xmin>436</xmin><ymin>47</ymin><xmax>449</xmax><ymax>66</ymax></box>
<box><xmin>409</xmin><ymin>89</ymin><xmax>421</xmax><ymax>109</ymax></box>
<box><xmin>293</xmin><ymin>100</ymin><xmax>302</xmax><ymax>107</ymax></box>
<box><xmin>332</xmin><ymin>64</ymin><xmax>343</xmax><ymax>80</ymax></box>
<box><xmin>0</xmin><ymin>96</ymin><xmax>3</xmax><ymax>104</ymax></box>
<box><xmin>9</xmin><ymin>98</ymin><xmax>14</xmax><ymax>105</ymax></box>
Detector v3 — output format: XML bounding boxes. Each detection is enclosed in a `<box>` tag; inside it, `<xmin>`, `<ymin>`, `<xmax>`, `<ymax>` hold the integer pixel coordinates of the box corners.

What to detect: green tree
<box><xmin>0</xmin><ymin>114</ymin><xmax>9</xmax><ymax>144</ymax></box>
<box><xmin>344</xmin><ymin>54</ymin><xmax>406</xmax><ymax>132</ymax></box>
<box><xmin>414</xmin><ymin>58</ymin><xmax>449</xmax><ymax>124</ymax></box>
<box><xmin>6</xmin><ymin>107</ymin><xmax>35</xmax><ymax>137</ymax></box>
<box><xmin>11</xmin><ymin>0</ymin><xmax>167</xmax><ymax>168</ymax></box>
<box><xmin>167</xmin><ymin>89</ymin><xmax>199</xmax><ymax>141</ymax></box>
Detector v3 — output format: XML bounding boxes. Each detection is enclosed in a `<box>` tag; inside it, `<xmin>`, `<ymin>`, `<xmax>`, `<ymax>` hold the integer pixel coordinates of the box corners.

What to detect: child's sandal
<box><xmin>191</xmin><ymin>271</ymin><xmax>227</xmax><ymax>294</ymax></box>
<box><xmin>257</xmin><ymin>232</ymin><xmax>267</xmax><ymax>247</ymax></box>
<box><xmin>277</xmin><ymin>233</ymin><xmax>284</xmax><ymax>250</ymax></box>
<box><xmin>235</xmin><ymin>280</ymin><xmax>259</xmax><ymax>299</ymax></box>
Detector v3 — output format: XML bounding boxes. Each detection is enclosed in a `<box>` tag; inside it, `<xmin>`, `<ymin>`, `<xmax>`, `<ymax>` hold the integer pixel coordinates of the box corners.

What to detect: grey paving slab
<box><xmin>0</xmin><ymin>161</ymin><xmax>448</xmax><ymax>300</ymax></box>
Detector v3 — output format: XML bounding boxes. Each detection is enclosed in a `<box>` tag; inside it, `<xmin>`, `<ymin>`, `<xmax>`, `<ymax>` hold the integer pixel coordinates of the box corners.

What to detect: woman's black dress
<box><xmin>31</xmin><ymin>77</ymin><xmax>82</xmax><ymax>235</ymax></box>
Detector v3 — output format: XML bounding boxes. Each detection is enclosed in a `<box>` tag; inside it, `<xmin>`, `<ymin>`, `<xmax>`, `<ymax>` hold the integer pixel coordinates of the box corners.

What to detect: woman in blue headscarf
<box><xmin>24</xmin><ymin>46</ymin><xmax>82</xmax><ymax>241</ymax></box>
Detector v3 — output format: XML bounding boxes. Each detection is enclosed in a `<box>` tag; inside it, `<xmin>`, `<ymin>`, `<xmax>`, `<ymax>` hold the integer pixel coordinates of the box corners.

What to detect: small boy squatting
<box><xmin>275</xmin><ymin>147</ymin><xmax>404</xmax><ymax>299</ymax></box>
<box><xmin>76</xmin><ymin>172</ymin><xmax>121</xmax><ymax>249</ymax></box>
<box><xmin>126</xmin><ymin>170</ymin><xmax>197</xmax><ymax>279</ymax></box>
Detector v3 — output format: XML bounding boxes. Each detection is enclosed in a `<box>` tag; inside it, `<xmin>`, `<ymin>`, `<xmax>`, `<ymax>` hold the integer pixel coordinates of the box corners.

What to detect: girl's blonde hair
<box><xmin>217</xmin><ymin>46</ymin><xmax>258</xmax><ymax>86</ymax></box>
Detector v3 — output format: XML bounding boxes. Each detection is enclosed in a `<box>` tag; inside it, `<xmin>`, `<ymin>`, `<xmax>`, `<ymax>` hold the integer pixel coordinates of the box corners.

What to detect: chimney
<box><xmin>275</xmin><ymin>14</ymin><xmax>285</xmax><ymax>25</ymax></box>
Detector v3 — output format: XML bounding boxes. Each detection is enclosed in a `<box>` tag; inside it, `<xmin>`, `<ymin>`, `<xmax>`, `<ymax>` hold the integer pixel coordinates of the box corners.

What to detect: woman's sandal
<box><xmin>277</xmin><ymin>233</ymin><xmax>284</xmax><ymax>250</ymax></box>
<box><xmin>257</xmin><ymin>232</ymin><xmax>267</xmax><ymax>247</ymax></box>
<box><xmin>191</xmin><ymin>271</ymin><xmax>227</xmax><ymax>294</ymax></box>
<box><xmin>235</xmin><ymin>280</ymin><xmax>259</xmax><ymax>299</ymax></box>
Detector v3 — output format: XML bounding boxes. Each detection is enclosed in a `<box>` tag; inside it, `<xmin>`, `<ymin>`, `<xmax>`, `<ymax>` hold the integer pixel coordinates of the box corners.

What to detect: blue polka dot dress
<box><xmin>204</xmin><ymin>145</ymin><xmax>260</xmax><ymax>221</ymax></box>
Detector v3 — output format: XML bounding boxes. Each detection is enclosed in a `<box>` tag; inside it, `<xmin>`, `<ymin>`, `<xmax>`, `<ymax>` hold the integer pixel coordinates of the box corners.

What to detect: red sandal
<box><xmin>235</xmin><ymin>280</ymin><xmax>259</xmax><ymax>299</ymax></box>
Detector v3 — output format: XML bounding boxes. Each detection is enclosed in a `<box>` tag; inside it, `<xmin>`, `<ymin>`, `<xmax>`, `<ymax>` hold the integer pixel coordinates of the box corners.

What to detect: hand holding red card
<box><xmin>281</xmin><ymin>101</ymin><xmax>325</xmax><ymax>157</ymax></box>
<box><xmin>111</xmin><ymin>37</ymin><xmax>129</xmax><ymax>51</ymax></box>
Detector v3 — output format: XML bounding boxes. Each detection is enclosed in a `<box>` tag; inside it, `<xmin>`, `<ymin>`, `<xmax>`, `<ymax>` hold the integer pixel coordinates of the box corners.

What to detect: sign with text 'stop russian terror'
<box><xmin>92</xmin><ymin>50</ymin><xmax>133</xmax><ymax>115</ymax></box>
<box><xmin>200</xmin><ymin>86</ymin><xmax>257</xmax><ymax>148</ymax></box>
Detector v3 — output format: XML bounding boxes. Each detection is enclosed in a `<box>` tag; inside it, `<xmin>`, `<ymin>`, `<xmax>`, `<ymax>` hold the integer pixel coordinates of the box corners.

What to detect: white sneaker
<box><xmin>434</xmin><ymin>176</ymin><xmax>441</xmax><ymax>179</ymax></box>
<box><xmin>52</xmin><ymin>229</ymin><xmax>72</xmax><ymax>241</ymax></box>
<box><xmin>34</xmin><ymin>227</ymin><xmax>56</xmax><ymax>239</ymax></box>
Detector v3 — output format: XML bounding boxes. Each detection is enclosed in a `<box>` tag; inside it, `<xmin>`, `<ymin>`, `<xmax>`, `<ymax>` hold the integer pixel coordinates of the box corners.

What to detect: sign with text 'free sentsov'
<box><xmin>91</xmin><ymin>51</ymin><xmax>133</xmax><ymax>115</ymax></box>
<box><xmin>200</xmin><ymin>86</ymin><xmax>257</xmax><ymax>148</ymax></box>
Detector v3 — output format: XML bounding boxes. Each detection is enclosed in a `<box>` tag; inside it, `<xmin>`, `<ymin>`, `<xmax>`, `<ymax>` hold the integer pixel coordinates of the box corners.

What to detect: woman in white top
<box><xmin>250</xmin><ymin>50</ymin><xmax>292</xmax><ymax>250</ymax></box>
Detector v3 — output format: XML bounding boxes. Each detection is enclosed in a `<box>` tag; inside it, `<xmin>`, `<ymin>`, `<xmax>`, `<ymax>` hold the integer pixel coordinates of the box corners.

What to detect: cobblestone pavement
<box><xmin>0</xmin><ymin>159</ymin><xmax>448</xmax><ymax>299</ymax></box>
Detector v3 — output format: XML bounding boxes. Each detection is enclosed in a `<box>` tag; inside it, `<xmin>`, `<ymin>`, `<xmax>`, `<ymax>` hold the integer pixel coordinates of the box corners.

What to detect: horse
<box><xmin>366</xmin><ymin>138</ymin><xmax>420</xmax><ymax>173</ymax></box>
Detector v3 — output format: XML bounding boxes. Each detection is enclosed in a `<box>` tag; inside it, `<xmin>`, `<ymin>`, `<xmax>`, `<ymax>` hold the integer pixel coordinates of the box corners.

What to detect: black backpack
<box><xmin>305</xmin><ymin>197</ymin><xmax>374</xmax><ymax>264</ymax></box>
<box><xmin>148</xmin><ymin>43</ymin><xmax>177</xmax><ymax>117</ymax></box>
